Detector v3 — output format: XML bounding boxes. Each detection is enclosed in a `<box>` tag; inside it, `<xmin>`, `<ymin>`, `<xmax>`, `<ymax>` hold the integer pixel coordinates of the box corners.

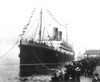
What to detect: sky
<box><xmin>0</xmin><ymin>0</ymin><xmax>100</xmax><ymax>59</ymax></box>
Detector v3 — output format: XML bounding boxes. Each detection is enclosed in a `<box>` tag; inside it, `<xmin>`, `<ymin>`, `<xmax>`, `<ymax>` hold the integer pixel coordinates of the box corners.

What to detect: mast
<box><xmin>39</xmin><ymin>9</ymin><xmax>42</xmax><ymax>43</ymax></box>
<box><xmin>65</xmin><ymin>24</ymin><xmax>68</xmax><ymax>43</ymax></box>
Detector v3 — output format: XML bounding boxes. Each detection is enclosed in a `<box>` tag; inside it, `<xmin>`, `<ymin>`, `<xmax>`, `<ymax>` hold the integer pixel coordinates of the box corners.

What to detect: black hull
<box><xmin>19</xmin><ymin>44</ymin><xmax>74</xmax><ymax>77</ymax></box>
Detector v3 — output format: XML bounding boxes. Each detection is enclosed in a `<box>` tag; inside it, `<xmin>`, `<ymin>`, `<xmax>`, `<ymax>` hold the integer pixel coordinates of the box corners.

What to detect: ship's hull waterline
<box><xmin>19</xmin><ymin>44</ymin><xmax>74</xmax><ymax>77</ymax></box>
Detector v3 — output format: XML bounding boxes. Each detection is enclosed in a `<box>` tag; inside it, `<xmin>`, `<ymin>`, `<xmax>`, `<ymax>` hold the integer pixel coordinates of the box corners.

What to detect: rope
<box><xmin>46</xmin><ymin>9</ymin><xmax>66</xmax><ymax>28</ymax></box>
<box><xmin>19</xmin><ymin>63</ymin><xmax>59</xmax><ymax>66</ymax></box>
<box><xmin>0</xmin><ymin>40</ymin><xmax>19</xmax><ymax>59</ymax></box>
<box><xmin>19</xmin><ymin>8</ymin><xmax>36</xmax><ymax>36</ymax></box>
<box><xmin>23</xmin><ymin>13</ymin><xmax>40</xmax><ymax>37</ymax></box>
<box><xmin>32</xmin><ymin>18</ymin><xmax>40</xmax><ymax>40</ymax></box>
<box><xmin>31</xmin><ymin>47</ymin><xmax>55</xmax><ymax>71</ymax></box>
<box><xmin>42</xmin><ymin>12</ymin><xmax>53</xmax><ymax>46</ymax></box>
<box><xmin>41</xmin><ymin>27</ymin><xmax>45</xmax><ymax>40</ymax></box>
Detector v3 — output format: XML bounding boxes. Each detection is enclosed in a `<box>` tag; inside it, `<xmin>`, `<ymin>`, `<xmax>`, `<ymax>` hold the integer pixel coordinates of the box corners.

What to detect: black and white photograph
<box><xmin>0</xmin><ymin>0</ymin><xmax>100</xmax><ymax>82</ymax></box>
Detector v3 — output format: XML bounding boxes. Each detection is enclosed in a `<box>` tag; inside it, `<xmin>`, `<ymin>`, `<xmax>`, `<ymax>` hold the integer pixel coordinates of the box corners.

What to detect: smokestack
<box><xmin>58</xmin><ymin>31</ymin><xmax>62</xmax><ymax>40</ymax></box>
<box><xmin>53</xmin><ymin>27</ymin><xmax>58</xmax><ymax>40</ymax></box>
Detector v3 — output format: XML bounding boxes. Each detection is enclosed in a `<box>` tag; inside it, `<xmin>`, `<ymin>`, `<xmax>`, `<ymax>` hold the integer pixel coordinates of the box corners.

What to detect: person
<box><xmin>92</xmin><ymin>73</ymin><xmax>100</xmax><ymax>82</ymax></box>
<box><xmin>64</xmin><ymin>70</ymin><xmax>69</xmax><ymax>81</ymax></box>
<box><xmin>50</xmin><ymin>71</ymin><xmax>60</xmax><ymax>82</ymax></box>
<box><xmin>75</xmin><ymin>66</ymin><xmax>81</xmax><ymax>82</ymax></box>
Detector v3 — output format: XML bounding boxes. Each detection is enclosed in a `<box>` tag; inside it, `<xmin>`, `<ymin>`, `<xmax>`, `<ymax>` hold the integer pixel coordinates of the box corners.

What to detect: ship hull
<box><xmin>19</xmin><ymin>44</ymin><xmax>74</xmax><ymax>77</ymax></box>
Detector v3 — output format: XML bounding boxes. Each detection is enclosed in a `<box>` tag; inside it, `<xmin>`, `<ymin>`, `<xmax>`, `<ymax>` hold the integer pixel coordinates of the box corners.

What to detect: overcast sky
<box><xmin>0</xmin><ymin>0</ymin><xmax>100</xmax><ymax>59</ymax></box>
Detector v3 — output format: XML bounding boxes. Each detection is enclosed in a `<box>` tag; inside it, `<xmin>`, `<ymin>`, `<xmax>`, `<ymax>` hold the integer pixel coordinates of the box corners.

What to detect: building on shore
<box><xmin>84</xmin><ymin>50</ymin><xmax>100</xmax><ymax>57</ymax></box>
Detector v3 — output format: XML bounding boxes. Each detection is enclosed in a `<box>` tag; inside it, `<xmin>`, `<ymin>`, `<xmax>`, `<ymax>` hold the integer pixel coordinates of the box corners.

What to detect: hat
<box><xmin>95</xmin><ymin>73</ymin><xmax>99</xmax><ymax>76</ymax></box>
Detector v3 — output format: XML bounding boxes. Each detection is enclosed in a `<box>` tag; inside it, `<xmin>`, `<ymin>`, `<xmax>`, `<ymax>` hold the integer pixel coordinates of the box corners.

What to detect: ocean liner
<box><xmin>19</xmin><ymin>8</ymin><xmax>74</xmax><ymax>77</ymax></box>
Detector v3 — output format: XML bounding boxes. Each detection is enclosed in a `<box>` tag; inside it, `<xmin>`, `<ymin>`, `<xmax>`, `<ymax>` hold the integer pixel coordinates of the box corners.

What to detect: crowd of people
<box><xmin>50</xmin><ymin>57</ymin><xmax>99</xmax><ymax>82</ymax></box>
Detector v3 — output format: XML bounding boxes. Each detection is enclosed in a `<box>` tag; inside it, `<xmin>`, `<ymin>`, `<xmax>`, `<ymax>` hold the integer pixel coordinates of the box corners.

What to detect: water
<box><xmin>0</xmin><ymin>58</ymin><xmax>19</xmax><ymax>82</ymax></box>
<box><xmin>0</xmin><ymin>58</ymin><xmax>51</xmax><ymax>82</ymax></box>
<box><xmin>0</xmin><ymin>57</ymin><xmax>100</xmax><ymax>82</ymax></box>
